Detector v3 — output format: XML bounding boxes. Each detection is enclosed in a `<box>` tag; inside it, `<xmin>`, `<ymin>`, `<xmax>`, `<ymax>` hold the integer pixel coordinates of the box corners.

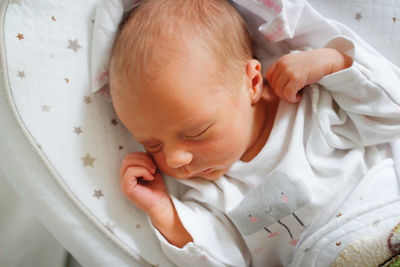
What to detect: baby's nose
<box><xmin>166</xmin><ymin>150</ymin><xmax>193</xmax><ymax>169</ymax></box>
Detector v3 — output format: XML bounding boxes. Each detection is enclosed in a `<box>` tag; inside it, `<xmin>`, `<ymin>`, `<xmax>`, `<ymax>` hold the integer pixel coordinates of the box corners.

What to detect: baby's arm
<box><xmin>266</xmin><ymin>48</ymin><xmax>353</xmax><ymax>103</ymax></box>
<box><xmin>120</xmin><ymin>152</ymin><xmax>192</xmax><ymax>248</ymax></box>
<box><xmin>268</xmin><ymin>36</ymin><xmax>400</xmax><ymax>148</ymax></box>
<box><xmin>121</xmin><ymin>153</ymin><xmax>250</xmax><ymax>266</ymax></box>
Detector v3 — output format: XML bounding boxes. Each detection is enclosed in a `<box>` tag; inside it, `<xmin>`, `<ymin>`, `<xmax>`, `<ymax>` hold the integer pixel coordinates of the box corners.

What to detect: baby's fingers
<box><xmin>272</xmin><ymin>74</ymin><xmax>289</xmax><ymax>99</ymax></box>
<box><xmin>121</xmin><ymin>167</ymin><xmax>154</xmax><ymax>188</ymax></box>
<box><xmin>283</xmin><ymin>80</ymin><xmax>302</xmax><ymax>103</ymax></box>
<box><xmin>120</xmin><ymin>153</ymin><xmax>156</xmax><ymax>178</ymax></box>
<box><xmin>120</xmin><ymin>169</ymin><xmax>168</xmax><ymax>213</ymax></box>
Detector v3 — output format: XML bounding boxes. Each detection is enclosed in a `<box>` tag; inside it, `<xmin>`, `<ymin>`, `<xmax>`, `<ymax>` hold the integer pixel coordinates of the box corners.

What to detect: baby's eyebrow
<box><xmin>135</xmin><ymin>137</ymin><xmax>160</xmax><ymax>145</ymax></box>
<box><xmin>132</xmin><ymin>132</ymin><xmax>156</xmax><ymax>145</ymax></box>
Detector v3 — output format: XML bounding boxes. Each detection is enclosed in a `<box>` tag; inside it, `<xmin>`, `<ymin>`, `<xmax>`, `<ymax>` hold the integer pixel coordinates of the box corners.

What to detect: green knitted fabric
<box><xmin>382</xmin><ymin>255</ymin><xmax>400</xmax><ymax>267</ymax></box>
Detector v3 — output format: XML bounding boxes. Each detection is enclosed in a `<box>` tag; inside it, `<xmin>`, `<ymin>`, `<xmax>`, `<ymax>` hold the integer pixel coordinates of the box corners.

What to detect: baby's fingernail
<box><xmin>151</xmin><ymin>168</ymin><xmax>156</xmax><ymax>174</ymax></box>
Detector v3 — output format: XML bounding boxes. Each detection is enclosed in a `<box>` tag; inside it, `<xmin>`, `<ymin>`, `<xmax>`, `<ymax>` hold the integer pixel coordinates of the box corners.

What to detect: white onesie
<box><xmin>148</xmin><ymin>35</ymin><xmax>400</xmax><ymax>267</ymax></box>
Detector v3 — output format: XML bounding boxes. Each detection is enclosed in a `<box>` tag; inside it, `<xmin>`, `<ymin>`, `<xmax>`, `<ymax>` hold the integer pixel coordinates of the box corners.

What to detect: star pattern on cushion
<box><xmin>84</xmin><ymin>96</ymin><xmax>92</xmax><ymax>104</ymax></box>
<box><xmin>372</xmin><ymin>220</ymin><xmax>380</xmax><ymax>226</ymax></box>
<box><xmin>81</xmin><ymin>153</ymin><xmax>96</xmax><ymax>167</ymax></box>
<box><xmin>355</xmin><ymin>13</ymin><xmax>362</xmax><ymax>21</ymax></box>
<box><xmin>17</xmin><ymin>71</ymin><xmax>25</xmax><ymax>79</ymax></box>
<box><xmin>16</xmin><ymin>33</ymin><xmax>24</xmax><ymax>40</ymax></box>
<box><xmin>67</xmin><ymin>39</ymin><xmax>82</xmax><ymax>53</ymax></box>
<box><xmin>73</xmin><ymin>127</ymin><xmax>83</xmax><ymax>135</ymax></box>
<box><xmin>41</xmin><ymin>104</ymin><xmax>50</xmax><ymax>112</ymax></box>
<box><xmin>93</xmin><ymin>189</ymin><xmax>104</xmax><ymax>199</ymax></box>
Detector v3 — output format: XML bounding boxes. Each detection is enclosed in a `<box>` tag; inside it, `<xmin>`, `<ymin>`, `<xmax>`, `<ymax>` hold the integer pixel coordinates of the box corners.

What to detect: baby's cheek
<box><xmin>149</xmin><ymin>153</ymin><xmax>168</xmax><ymax>172</ymax></box>
<box><xmin>201</xmin><ymin>135</ymin><xmax>244</xmax><ymax>163</ymax></box>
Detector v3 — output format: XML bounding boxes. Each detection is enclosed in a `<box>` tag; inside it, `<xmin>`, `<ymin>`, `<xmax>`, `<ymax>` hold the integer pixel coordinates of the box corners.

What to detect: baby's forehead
<box><xmin>128</xmin><ymin>78</ymin><xmax>231</xmax><ymax>111</ymax></box>
<box><xmin>128</xmin><ymin>92</ymin><xmax>220</xmax><ymax>135</ymax></box>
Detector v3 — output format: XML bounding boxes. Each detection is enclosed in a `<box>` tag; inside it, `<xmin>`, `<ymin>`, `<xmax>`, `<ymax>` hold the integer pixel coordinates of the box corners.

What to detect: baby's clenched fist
<box><xmin>265</xmin><ymin>48</ymin><xmax>352</xmax><ymax>103</ymax></box>
<box><xmin>120</xmin><ymin>152</ymin><xmax>170</xmax><ymax>215</ymax></box>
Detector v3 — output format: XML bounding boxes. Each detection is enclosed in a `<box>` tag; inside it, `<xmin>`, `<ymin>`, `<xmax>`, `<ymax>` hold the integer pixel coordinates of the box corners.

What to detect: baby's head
<box><xmin>110</xmin><ymin>0</ymin><xmax>266</xmax><ymax>180</ymax></box>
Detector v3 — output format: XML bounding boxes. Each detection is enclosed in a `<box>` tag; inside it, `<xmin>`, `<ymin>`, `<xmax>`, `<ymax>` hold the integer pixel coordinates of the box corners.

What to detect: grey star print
<box><xmin>81</xmin><ymin>153</ymin><xmax>96</xmax><ymax>167</ymax></box>
<box><xmin>18</xmin><ymin>71</ymin><xmax>25</xmax><ymax>79</ymax></box>
<box><xmin>67</xmin><ymin>39</ymin><xmax>82</xmax><ymax>53</ymax></box>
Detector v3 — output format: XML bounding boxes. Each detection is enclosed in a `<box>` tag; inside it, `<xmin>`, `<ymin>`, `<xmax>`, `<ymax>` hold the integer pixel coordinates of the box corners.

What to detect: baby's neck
<box><xmin>240</xmin><ymin>86</ymin><xmax>278</xmax><ymax>162</ymax></box>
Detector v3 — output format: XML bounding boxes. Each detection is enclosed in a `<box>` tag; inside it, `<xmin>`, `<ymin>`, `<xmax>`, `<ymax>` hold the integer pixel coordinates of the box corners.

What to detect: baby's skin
<box><xmin>115</xmin><ymin>47</ymin><xmax>352</xmax><ymax>248</ymax></box>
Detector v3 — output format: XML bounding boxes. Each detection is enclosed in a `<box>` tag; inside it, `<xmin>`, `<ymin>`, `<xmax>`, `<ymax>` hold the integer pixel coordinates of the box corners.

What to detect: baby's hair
<box><xmin>109</xmin><ymin>0</ymin><xmax>254</xmax><ymax>91</ymax></box>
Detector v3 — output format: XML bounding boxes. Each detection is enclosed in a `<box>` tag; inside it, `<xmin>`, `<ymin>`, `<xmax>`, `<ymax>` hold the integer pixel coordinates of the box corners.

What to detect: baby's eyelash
<box><xmin>148</xmin><ymin>143</ymin><xmax>161</xmax><ymax>149</ymax></box>
<box><xmin>185</xmin><ymin>124</ymin><xmax>213</xmax><ymax>138</ymax></box>
<box><xmin>144</xmin><ymin>143</ymin><xmax>162</xmax><ymax>152</ymax></box>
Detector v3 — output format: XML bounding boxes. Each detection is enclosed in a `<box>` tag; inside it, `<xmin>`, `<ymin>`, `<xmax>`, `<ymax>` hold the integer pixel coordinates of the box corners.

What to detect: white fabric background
<box><xmin>0</xmin><ymin>168</ymin><xmax>67</xmax><ymax>267</ymax></box>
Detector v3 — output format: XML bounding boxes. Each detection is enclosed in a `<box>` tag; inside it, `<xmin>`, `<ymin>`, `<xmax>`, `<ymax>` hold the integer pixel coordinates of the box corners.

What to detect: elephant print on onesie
<box><xmin>228</xmin><ymin>171</ymin><xmax>311</xmax><ymax>246</ymax></box>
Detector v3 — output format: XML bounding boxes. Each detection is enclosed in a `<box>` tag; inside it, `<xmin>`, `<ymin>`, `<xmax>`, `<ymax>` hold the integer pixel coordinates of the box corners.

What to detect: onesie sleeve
<box><xmin>312</xmin><ymin>36</ymin><xmax>400</xmax><ymax>149</ymax></box>
<box><xmin>147</xmin><ymin>194</ymin><xmax>251</xmax><ymax>267</ymax></box>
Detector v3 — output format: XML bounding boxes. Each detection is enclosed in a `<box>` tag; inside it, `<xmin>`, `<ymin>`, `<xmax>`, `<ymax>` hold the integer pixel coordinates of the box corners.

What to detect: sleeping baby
<box><xmin>109</xmin><ymin>0</ymin><xmax>400</xmax><ymax>266</ymax></box>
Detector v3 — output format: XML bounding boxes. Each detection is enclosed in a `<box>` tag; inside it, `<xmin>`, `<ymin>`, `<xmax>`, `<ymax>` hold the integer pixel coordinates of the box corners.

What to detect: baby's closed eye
<box><xmin>183</xmin><ymin>123</ymin><xmax>214</xmax><ymax>140</ymax></box>
<box><xmin>144</xmin><ymin>143</ymin><xmax>162</xmax><ymax>153</ymax></box>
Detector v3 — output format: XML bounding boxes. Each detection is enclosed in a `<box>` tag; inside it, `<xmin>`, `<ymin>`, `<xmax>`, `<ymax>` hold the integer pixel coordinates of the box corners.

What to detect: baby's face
<box><xmin>113</xmin><ymin>46</ymin><xmax>260</xmax><ymax>180</ymax></box>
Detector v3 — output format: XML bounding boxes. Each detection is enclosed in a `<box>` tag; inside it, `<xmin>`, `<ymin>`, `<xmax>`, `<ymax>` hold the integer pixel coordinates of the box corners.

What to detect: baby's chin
<box><xmin>199</xmin><ymin>168</ymin><xmax>228</xmax><ymax>180</ymax></box>
<box><xmin>179</xmin><ymin>168</ymin><xmax>228</xmax><ymax>181</ymax></box>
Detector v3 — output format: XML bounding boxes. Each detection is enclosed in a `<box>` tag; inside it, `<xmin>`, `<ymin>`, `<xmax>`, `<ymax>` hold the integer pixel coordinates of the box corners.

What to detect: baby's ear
<box><xmin>246</xmin><ymin>59</ymin><xmax>263</xmax><ymax>105</ymax></box>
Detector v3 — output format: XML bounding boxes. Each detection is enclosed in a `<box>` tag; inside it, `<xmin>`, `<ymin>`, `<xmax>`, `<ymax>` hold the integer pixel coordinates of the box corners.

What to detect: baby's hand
<box><xmin>265</xmin><ymin>48</ymin><xmax>352</xmax><ymax>103</ymax></box>
<box><xmin>120</xmin><ymin>152</ymin><xmax>170</xmax><ymax>215</ymax></box>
